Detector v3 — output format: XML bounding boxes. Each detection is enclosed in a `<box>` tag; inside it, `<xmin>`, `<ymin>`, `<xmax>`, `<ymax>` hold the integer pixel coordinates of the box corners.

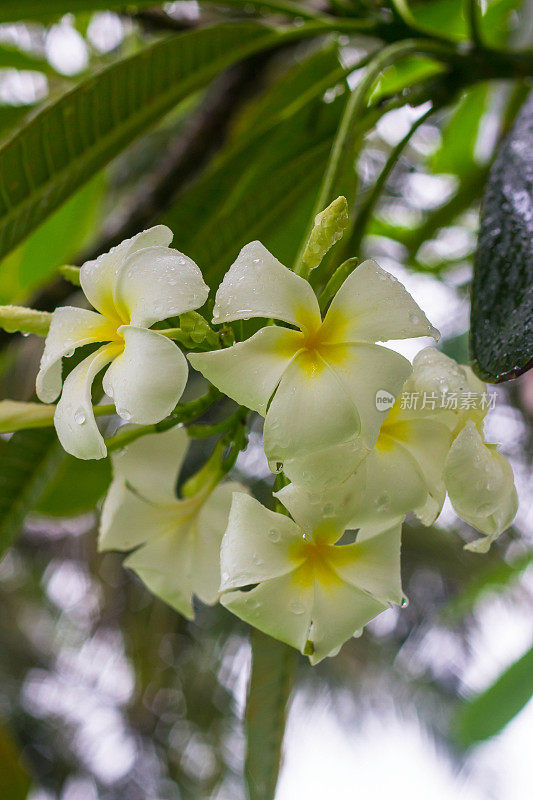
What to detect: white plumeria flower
<box><xmin>189</xmin><ymin>243</ymin><xmax>438</xmax><ymax>464</ymax></box>
<box><xmin>283</xmin><ymin>393</ymin><xmax>452</xmax><ymax>529</ymax></box>
<box><xmin>219</xmin><ymin>489</ymin><xmax>403</xmax><ymax>664</ymax></box>
<box><xmin>36</xmin><ymin>226</ymin><xmax>209</xmax><ymax>460</ymax></box>
<box><xmin>407</xmin><ymin>347</ymin><xmax>518</xmax><ymax>549</ymax></box>
<box><xmin>99</xmin><ymin>426</ymin><xmax>246</xmax><ymax>618</ymax></box>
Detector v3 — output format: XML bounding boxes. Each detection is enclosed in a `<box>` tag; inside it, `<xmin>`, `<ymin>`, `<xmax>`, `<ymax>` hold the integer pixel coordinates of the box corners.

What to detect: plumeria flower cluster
<box><xmin>14</xmin><ymin>199</ymin><xmax>517</xmax><ymax>663</ymax></box>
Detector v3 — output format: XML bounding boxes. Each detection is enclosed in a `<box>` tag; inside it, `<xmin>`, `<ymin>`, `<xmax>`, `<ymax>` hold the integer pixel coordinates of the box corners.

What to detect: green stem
<box><xmin>187</xmin><ymin>405</ymin><xmax>247</xmax><ymax>438</ymax></box>
<box><xmin>245</xmin><ymin>629</ymin><xmax>298</xmax><ymax>800</ymax></box>
<box><xmin>340</xmin><ymin>103</ymin><xmax>436</xmax><ymax>258</ymax></box>
<box><xmin>466</xmin><ymin>0</ymin><xmax>484</xmax><ymax>49</ymax></box>
<box><xmin>105</xmin><ymin>387</ymin><xmax>221</xmax><ymax>452</ymax></box>
<box><xmin>198</xmin><ymin>0</ymin><xmax>327</xmax><ymax>22</ymax></box>
<box><xmin>294</xmin><ymin>38</ymin><xmax>454</xmax><ymax>279</ymax></box>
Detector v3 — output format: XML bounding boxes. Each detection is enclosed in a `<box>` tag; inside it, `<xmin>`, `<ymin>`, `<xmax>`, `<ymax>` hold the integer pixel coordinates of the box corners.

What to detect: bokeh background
<box><xmin>0</xmin><ymin>2</ymin><xmax>532</xmax><ymax>799</ymax></box>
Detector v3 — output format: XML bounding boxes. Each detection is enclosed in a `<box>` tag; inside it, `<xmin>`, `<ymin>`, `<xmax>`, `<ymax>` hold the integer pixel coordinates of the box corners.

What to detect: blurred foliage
<box><xmin>0</xmin><ymin>1</ymin><xmax>531</xmax><ymax>798</ymax></box>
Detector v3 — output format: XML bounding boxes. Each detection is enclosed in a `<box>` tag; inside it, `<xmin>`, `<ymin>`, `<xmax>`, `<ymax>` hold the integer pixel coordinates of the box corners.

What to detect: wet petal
<box><xmin>263</xmin><ymin>351</ymin><xmax>360</xmax><ymax>463</ymax></box>
<box><xmin>124</xmin><ymin>527</ymin><xmax>196</xmax><ymax>619</ymax></box>
<box><xmin>114</xmin><ymin>245</ymin><xmax>208</xmax><ymax>327</ymax></box>
<box><xmin>103</xmin><ymin>326</ymin><xmax>188</xmax><ymax>424</ymax></box>
<box><xmin>54</xmin><ymin>343</ymin><xmax>121</xmax><ymax>460</ymax></box>
<box><xmin>220</xmin><ymin>492</ymin><xmax>303</xmax><ymax>592</ymax></box>
<box><xmin>282</xmin><ymin>437</ymin><xmax>370</xmax><ymax>490</ymax></box>
<box><xmin>110</xmin><ymin>425</ymin><xmax>189</xmax><ymax>504</ymax></box>
<box><xmin>275</xmin><ymin>479</ymin><xmax>366</xmax><ymax>537</ymax></box>
<box><xmin>193</xmin><ymin>481</ymin><xmax>247</xmax><ymax>605</ymax></box>
<box><xmin>189</xmin><ymin>326</ymin><xmax>301</xmax><ymax>415</ymax></box>
<box><xmin>445</xmin><ymin>422</ymin><xmax>517</xmax><ymax>541</ymax></box>
<box><xmin>329</xmin><ymin>522</ymin><xmax>403</xmax><ymax>605</ymax></box>
<box><xmin>80</xmin><ymin>225</ymin><xmax>172</xmax><ymax>321</ymax></box>
<box><xmin>212</xmin><ymin>241</ymin><xmax>321</xmax><ymax>332</ymax></box>
<box><xmin>309</xmin><ymin>580</ymin><xmax>387</xmax><ymax>664</ymax></box>
<box><xmin>321</xmin><ymin>259</ymin><xmax>439</xmax><ymax>344</ymax></box>
<box><xmin>221</xmin><ymin>571</ymin><xmax>314</xmax><ymax>653</ymax></box>
<box><xmin>322</xmin><ymin>342</ymin><xmax>411</xmax><ymax>448</ymax></box>
<box><xmin>99</xmin><ymin>479</ymin><xmax>177</xmax><ymax>551</ymax></box>
<box><xmin>36</xmin><ymin>307</ymin><xmax>116</xmax><ymax>403</ymax></box>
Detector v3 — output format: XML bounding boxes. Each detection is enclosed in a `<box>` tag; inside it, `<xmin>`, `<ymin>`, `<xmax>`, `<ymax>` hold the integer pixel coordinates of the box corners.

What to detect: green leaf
<box><xmin>470</xmin><ymin>92</ymin><xmax>533</xmax><ymax>382</ymax></box>
<box><xmin>454</xmin><ymin>644</ymin><xmax>533</xmax><ymax>745</ymax></box>
<box><xmin>163</xmin><ymin>47</ymin><xmax>346</xmax><ymax>283</ymax></box>
<box><xmin>430</xmin><ymin>84</ymin><xmax>489</xmax><ymax>176</ymax></box>
<box><xmin>0</xmin><ymin>42</ymin><xmax>55</xmax><ymax>74</ymax></box>
<box><xmin>245</xmin><ymin>629</ymin><xmax>297</xmax><ymax>800</ymax></box>
<box><xmin>0</xmin><ymin>22</ymin><xmax>307</xmax><ymax>262</ymax></box>
<box><xmin>0</xmin><ymin>1</ymin><xmax>145</xmax><ymax>22</ymax></box>
<box><xmin>0</xmin><ymin>722</ymin><xmax>31</xmax><ymax>800</ymax></box>
<box><xmin>0</xmin><ymin>429</ymin><xmax>64</xmax><ymax>558</ymax></box>
<box><xmin>0</xmin><ymin>173</ymin><xmax>105</xmax><ymax>303</ymax></box>
<box><xmin>35</xmin><ymin>454</ymin><xmax>111</xmax><ymax>517</ymax></box>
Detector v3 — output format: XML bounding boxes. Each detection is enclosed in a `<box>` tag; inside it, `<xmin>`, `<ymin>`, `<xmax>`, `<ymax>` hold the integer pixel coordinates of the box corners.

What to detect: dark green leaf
<box><xmin>0</xmin><ymin>722</ymin><xmax>31</xmax><ymax>800</ymax></box>
<box><xmin>245</xmin><ymin>629</ymin><xmax>297</xmax><ymax>800</ymax></box>
<box><xmin>470</xmin><ymin>92</ymin><xmax>533</xmax><ymax>382</ymax></box>
<box><xmin>163</xmin><ymin>48</ymin><xmax>345</xmax><ymax>283</ymax></box>
<box><xmin>454</xmin><ymin>644</ymin><xmax>533</xmax><ymax>745</ymax></box>
<box><xmin>0</xmin><ymin>22</ymin><xmax>297</xmax><ymax>261</ymax></box>
<box><xmin>0</xmin><ymin>429</ymin><xmax>64</xmax><ymax>558</ymax></box>
<box><xmin>0</xmin><ymin>1</ymin><xmax>145</xmax><ymax>22</ymax></box>
<box><xmin>35</xmin><ymin>454</ymin><xmax>111</xmax><ymax>517</ymax></box>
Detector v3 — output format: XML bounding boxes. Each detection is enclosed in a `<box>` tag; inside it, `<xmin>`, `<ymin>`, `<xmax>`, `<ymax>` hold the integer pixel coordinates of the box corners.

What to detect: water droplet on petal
<box><xmin>268</xmin><ymin>528</ymin><xmax>281</xmax><ymax>542</ymax></box>
<box><xmin>289</xmin><ymin>601</ymin><xmax>305</xmax><ymax>615</ymax></box>
<box><xmin>118</xmin><ymin>408</ymin><xmax>131</xmax><ymax>421</ymax></box>
<box><xmin>74</xmin><ymin>408</ymin><xmax>86</xmax><ymax>425</ymax></box>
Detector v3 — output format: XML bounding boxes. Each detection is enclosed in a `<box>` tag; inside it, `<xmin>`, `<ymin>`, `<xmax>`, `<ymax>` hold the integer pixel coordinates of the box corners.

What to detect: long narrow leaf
<box><xmin>0</xmin><ymin>22</ymin><xmax>321</xmax><ymax>262</ymax></box>
<box><xmin>454</xmin><ymin>644</ymin><xmax>533</xmax><ymax>745</ymax></box>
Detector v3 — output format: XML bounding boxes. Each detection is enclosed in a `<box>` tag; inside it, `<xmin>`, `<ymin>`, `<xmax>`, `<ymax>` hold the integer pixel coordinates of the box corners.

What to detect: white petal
<box><xmin>221</xmin><ymin>571</ymin><xmax>313</xmax><ymax>653</ymax></box>
<box><xmin>445</xmin><ymin>422</ymin><xmax>517</xmax><ymax>539</ymax></box>
<box><xmin>321</xmin><ymin>260</ymin><xmax>439</xmax><ymax>344</ymax></box>
<box><xmin>329</xmin><ymin>523</ymin><xmax>403</xmax><ymax>604</ymax></box>
<box><xmin>275</xmin><ymin>479</ymin><xmax>367</xmax><ymax>537</ymax></box>
<box><xmin>54</xmin><ymin>343</ymin><xmax>120</xmax><ymax>460</ymax></box>
<box><xmin>309</xmin><ymin>580</ymin><xmax>387</xmax><ymax>664</ymax></box>
<box><xmin>110</xmin><ymin>425</ymin><xmax>189</xmax><ymax>504</ymax></box>
<box><xmin>124</xmin><ymin>527</ymin><xmax>196</xmax><ymax>619</ymax></box>
<box><xmin>99</xmin><ymin>479</ymin><xmax>177</xmax><ymax>551</ymax></box>
<box><xmin>193</xmin><ymin>481</ymin><xmax>247</xmax><ymax>605</ymax></box>
<box><xmin>36</xmin><ymin>307</ymin><xmax>116</xmax><ymax>403</ymax></box>
<box><xmin>322</xmin><ymin>342</ymin><xmax>411</xmax><ymax>448</ymax></box>
<box><xmin>80</xmin><ymin>225</ymin><xmax>173</xmax><ymax>321</ymax></box>
<box><xmin>212</xmin><ymin>241</ymin><xmax>321</xmax><ymax>332</ymax></box>
<box><xmin>103</xmin><ymin>326</ymin><xmax>188</xmax><ymax>424</ymax></box>
<box><xmin>114</xmin><ymin>245</ymin><xmax>208</xmax><ymax>327</ymax></box>
<box><xmin>189</xmin><ymin>326</ymin><xmax>301</xmax><ymax>415</ymax></box>
<box><xmin>263</xmin><ymin>351</ymin><xmax>360</xmax><ymax>462</ymax></box>
<box><xmin>445</xmin><ymin>423</ymin><xmax>514</xmax><ymax>517</ymax></box>
<box><xmin>282</xmin><ymin>437</ymin><xmax>370</xmax><ymax>490</ymax></box>
<box><xmin>220</xmin><ymin>492</ymin><xmax>303</xmax><ymax>592</ymax></box>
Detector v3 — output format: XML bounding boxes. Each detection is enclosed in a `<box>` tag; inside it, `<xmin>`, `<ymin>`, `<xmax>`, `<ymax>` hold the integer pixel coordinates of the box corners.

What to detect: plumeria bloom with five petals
<box><xmin>36</xmin><ymin>226</ymin><xmax>208</xmax><ymax>460</ymax></box>
<box><xmin>407</xmin><ymin>347</ymin><xmax>518</xmax><ymax>550</ymax></box>
<box><xmin>99</xmin><ymin>426</ymin><xmax>246</xmax><ymax>617</ymax></box>
<box><xmin>189</xmin><ymin>243</ymin><xmax>439</xmax><ymax>465</ymax></box>
<box><xmin>219</xmin><ymin>487</ymin><xmax>403</xmax><ymax>664</ymax></box>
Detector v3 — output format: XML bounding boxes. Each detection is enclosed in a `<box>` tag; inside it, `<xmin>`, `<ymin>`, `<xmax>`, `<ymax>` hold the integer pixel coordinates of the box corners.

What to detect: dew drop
<box><xmin>268</xmin><ymin>528</ymin><xmax>281</xmax><ymax>542</ymax></box>
<box><xmin>409</xmin><ymin>313</ymin><xmax>420</xmax><ymax>325</ymax></box>
<box><xmin>65</xmin><ymin>347</ymin><xmax>75</xmax><ymax>357</ymax></box>
<box><xmin>400</xmin><ymin>595</ymin><xmax>409</xmax><ymax>608</ymax></box>
<box><xmin>74</xmin><ymin>408</ymin><xmax>86</xmax><ymax>425</ymax></box>
<box><xmin>118</xmin><ymin>408</ymin><xmax>132</xmax><ymax>421</ymax></box>
<box><xmin>289</xmin><ymin>601</ymin><xmax>305</xmax><ymax>615</ymax></box>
